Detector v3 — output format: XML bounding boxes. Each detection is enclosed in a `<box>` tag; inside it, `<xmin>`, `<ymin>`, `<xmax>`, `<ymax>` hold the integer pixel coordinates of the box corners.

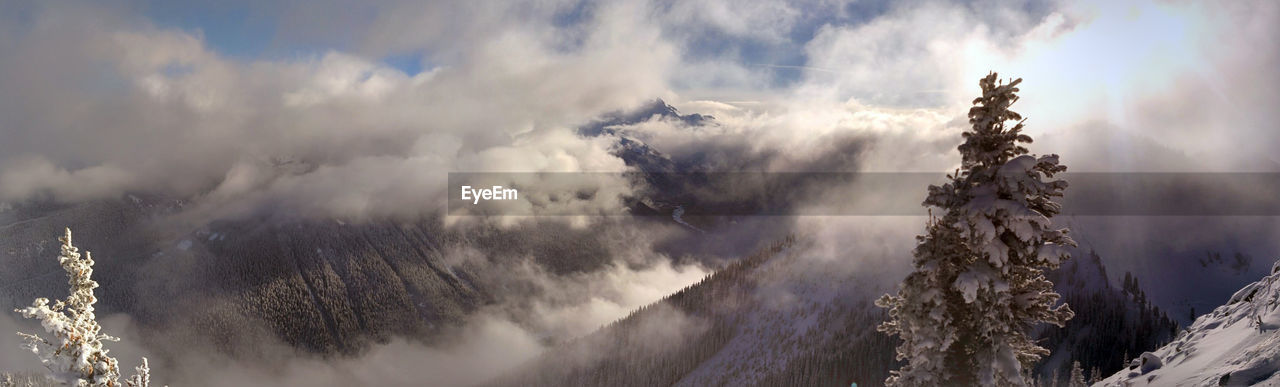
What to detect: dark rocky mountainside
<box><xmin>1</xmin><ymin>199</ymin><xmax>473</xmax><ymax>357</ymax></box>
<box><xmin>1035</xmin><ymin>249</ymin><xmax>1180</xmax><ymax>382</ymax></box>
<box><xmin>0</xmin><ymin>196</ymin><xmax>632</xmax><ymax>362</ymax></box>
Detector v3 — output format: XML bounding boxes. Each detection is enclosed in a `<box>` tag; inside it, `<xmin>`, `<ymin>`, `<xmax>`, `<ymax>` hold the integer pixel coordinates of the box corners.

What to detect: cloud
<box><xmin>163</xmin><ymin>238</ymin><xmax>710</xmax><ymax>387</ymax></box>
<box><xmin>0</xmin><ymin>1</ymin><xmax>674</xmax><ymax>220</ymax></box>
<box><xmin>436</xmin><ymin>221</ymin><xmax>713</xmax><ymax>339</ymax></box>
<box><xmin>174</xmin><ymin>316</ymin><xmax>543</xmax><ymax>387</ymax></box>
<box><xmin>3</xmin><ymin>0</ymin><xmax>1273</xmax><ymax>217</ymax></box>
<box><xmin>0</xmin><ymin>313</ymin><xmax>45</xmax><ymax>373</ymax></box>
<box><xmin>203</xmin><ymin>303</ymin><xmax>707</xmax><ymax>387</ymax></box>
<box><xmin>1</xmin><ymin>220</ymin><xmax>709</xmax><ymax>386</ymax></box>
<box><xmin>0</xmin><ymin>312</ymin><xmax>157</xmax><ymax>381</ymax></box>
<box><xmin>628</xmin><ymin>0</ymin><xmax>1280</xmax><ymax>328</ymax></box>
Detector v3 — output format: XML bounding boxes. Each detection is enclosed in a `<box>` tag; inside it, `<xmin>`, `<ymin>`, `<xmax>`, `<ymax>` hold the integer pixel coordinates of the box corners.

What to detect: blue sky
<box><xmin>123</xmin><ymin>0</ymin><xmax>922</xmax><ymax>84</ymax></box>
<box><xmin>122</xmin><ymin>0</ymin><xmax>1071</xmax><ymax>90</ymax></box>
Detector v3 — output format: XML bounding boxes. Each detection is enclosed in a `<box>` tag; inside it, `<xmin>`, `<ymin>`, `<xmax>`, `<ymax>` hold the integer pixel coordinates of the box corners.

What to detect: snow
<box><xmin>671</xmin><ymin>205</ymin><xmax>704</xmax><ymax>233</ymax></box>
<box><xmin>1000</xmin><ymin>155</ymin><xmax>1038</xmax><ymax>175</ymax></box>
<box><xmin>674</xmin><ymin>246</ymin><xmax>854</xmax><ymax>387</ymax></box>
<box><xmin>956</xmin><ymin>270</ymin><xmax>984</xmax><ymax>303</ymax></box>
<box><xmin>1097</xmin><ymin>259</ymin><xmax>1280</xmax><ymax>386</ymax></box>
<box><xmin>1138</xmin><ymin>352</ymin><xmax>1162</xmax><ymax>374</ymax></box>
<box><xmin>15</xmin><ymin>229</ymin><xmax>132</xmax><ymax>385</ymax></box>
<box><xmin>883</xmin><ymin>74</ymin><xmax>1074</xmax><ymax>385</ymax></box>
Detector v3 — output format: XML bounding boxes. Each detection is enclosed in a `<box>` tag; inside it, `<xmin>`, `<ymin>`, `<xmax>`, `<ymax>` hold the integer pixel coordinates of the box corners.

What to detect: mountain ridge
<box><xmin>1099</xmin><ymin>260</ymin><xmax>1280</xmax><ymax>386</ymax></box>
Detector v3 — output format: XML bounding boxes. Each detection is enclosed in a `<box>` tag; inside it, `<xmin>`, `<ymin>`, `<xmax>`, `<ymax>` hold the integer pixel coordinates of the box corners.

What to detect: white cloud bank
<box><xmin>0</xmin><ymin>0</ymin><xmax>1275</xmax><ymax>220</ymax></box>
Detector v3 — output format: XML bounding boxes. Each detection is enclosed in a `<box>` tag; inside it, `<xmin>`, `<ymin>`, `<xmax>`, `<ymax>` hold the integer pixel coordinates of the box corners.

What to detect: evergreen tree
<box><xmin>1068</xmin><ymin>361</ymin><xmax>1087</xmax><ymax>387</ymax></box>
<box><xmin>877</xmin><ymin>73</ymin><xmax>1075</xmax><ymax>386</ymax></box>
<box><xmin>14</xmin><ymin>228</ymin><xmax>152</xmax><ymax>387</ymax></box>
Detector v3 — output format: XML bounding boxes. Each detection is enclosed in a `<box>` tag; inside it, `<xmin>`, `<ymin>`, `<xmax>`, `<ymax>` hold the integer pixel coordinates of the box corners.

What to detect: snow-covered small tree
<box><xmin>1068</xmin><ymin>361</ymin><xmax>1087</xmax><ymax>387</ymax></box>
<box><xmin>14</xmin><ymin>228</ymin><xmax>152</xmax><ymax>387</ymax></box>
<box><xmin>877</xmin><ymin>73</ymin><xmax>1075</xmax><ymax>386</ymax></box>
<box><xmin>124</xmin><ymin>359</ymin><xmax>148</xmax><ymax>387</ymax></box>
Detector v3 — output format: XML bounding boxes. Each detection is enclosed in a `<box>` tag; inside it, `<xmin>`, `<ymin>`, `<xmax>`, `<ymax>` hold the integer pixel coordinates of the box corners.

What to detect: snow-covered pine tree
<box><xmin>125</xmin><ymin>359</ymin><xmax>149</xmax><ymax>387</ymax></box>
<box><xmin>1068</xmin><ymin>361</ymin><xmax>1086</xmax><ymax>387</ymax></box>
<box><xmin>14</xmin><ymin>228</ymin><xmax>152</xmax><ymax>387</ymax></box>
<box><xmin>876</xmin><ymin>73</ymin><xmax>1075</xmax><ymax>386</ymax></box>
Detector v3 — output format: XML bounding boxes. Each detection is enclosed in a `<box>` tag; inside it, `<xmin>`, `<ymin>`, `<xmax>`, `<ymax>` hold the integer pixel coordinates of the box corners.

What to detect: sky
<box><xmin>0</xmin><ymin>0</ymin><xmax>1275</xmax><ymax>219</ymax></box>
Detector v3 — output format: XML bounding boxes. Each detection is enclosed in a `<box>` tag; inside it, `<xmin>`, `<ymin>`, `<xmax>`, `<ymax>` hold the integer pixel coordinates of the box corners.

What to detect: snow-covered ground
<box><xmin>1097</xmin><ymin>261</ymin><xmax>1280</xmax><ymax>386</ymax></box>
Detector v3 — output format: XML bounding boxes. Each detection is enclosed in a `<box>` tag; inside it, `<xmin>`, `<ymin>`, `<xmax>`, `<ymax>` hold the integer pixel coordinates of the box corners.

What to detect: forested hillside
<box><xmin>1098</xmin><ymin>261</ymin><xmax>1280</xmax><ymax>386</ymax></box>
<box><xmin>1035</xmin><ymin>250</ymin><xmax>1180</xmax><ymax>383</ymax></box>
<box><xmin>488</xmin><ymin>240</ymin><xmax>1182</xmax><ymax>387</ymax></box>
<box><xmin>0</xmin><ymin>197</ymin><xmax>654</xmax><ymax>363</ymax></box>
<box><xmin>485</xmin><ymin>236</ymin><xmax>899</xmax><ymax>387</ymax></box>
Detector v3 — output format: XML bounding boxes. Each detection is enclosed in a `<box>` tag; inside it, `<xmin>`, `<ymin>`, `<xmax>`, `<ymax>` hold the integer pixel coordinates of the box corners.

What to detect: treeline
<box><xmin>0</xmin><ymin>371</ymin><xmax>62</xmax><ymax>387</ymax></box>
<box><xmin>749</xmin><ymin>301</ymin><xmax>900</xmax><ymax>387</ymax></box>
<box><xmin>1035</xmin><ymin>251</ymin><xmax>1179</xmax><ymax>383</ymax></box>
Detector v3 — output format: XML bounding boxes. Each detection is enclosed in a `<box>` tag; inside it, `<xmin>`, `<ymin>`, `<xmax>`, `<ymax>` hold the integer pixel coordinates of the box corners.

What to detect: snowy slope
<box><xmin>674</xmin><ymin>242</ymin><xmax>890</xmax><ymax>387</ymax></box>
<box><xmin>1098</xmin><ymin>260</ymin><xmax>1280</xmax><ymax>386</ymax></box>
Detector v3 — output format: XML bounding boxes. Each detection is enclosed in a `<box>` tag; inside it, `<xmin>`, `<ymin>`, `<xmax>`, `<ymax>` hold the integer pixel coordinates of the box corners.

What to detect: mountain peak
<box><xmin>579</xmin><ymin>99</ymin><xmax>714</xmax><ymax>137</ymax></box>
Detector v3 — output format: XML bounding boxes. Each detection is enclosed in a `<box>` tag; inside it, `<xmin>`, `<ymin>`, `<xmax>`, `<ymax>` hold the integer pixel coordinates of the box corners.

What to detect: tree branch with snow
<box><xmin>13</xmin><ymin>228</ymin><xmax>152</xmax><ymax>387</ymax></box>
<box><xmin>877</xmin><ymin>73</ymin><xmax>1074</xmax><ymax>386</ymax></box>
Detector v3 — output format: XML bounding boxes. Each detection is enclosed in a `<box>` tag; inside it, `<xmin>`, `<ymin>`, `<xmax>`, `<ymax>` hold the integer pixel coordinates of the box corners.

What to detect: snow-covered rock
<box><xmin>1097</xmin><ymin>259</ymin><xmax>1280</xmax><ymax>386</ymax></box>
<box><xmin>1139</xmin><ymin>352</ymin><xmax>1162</xmax><ymax>374</ymax></box>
